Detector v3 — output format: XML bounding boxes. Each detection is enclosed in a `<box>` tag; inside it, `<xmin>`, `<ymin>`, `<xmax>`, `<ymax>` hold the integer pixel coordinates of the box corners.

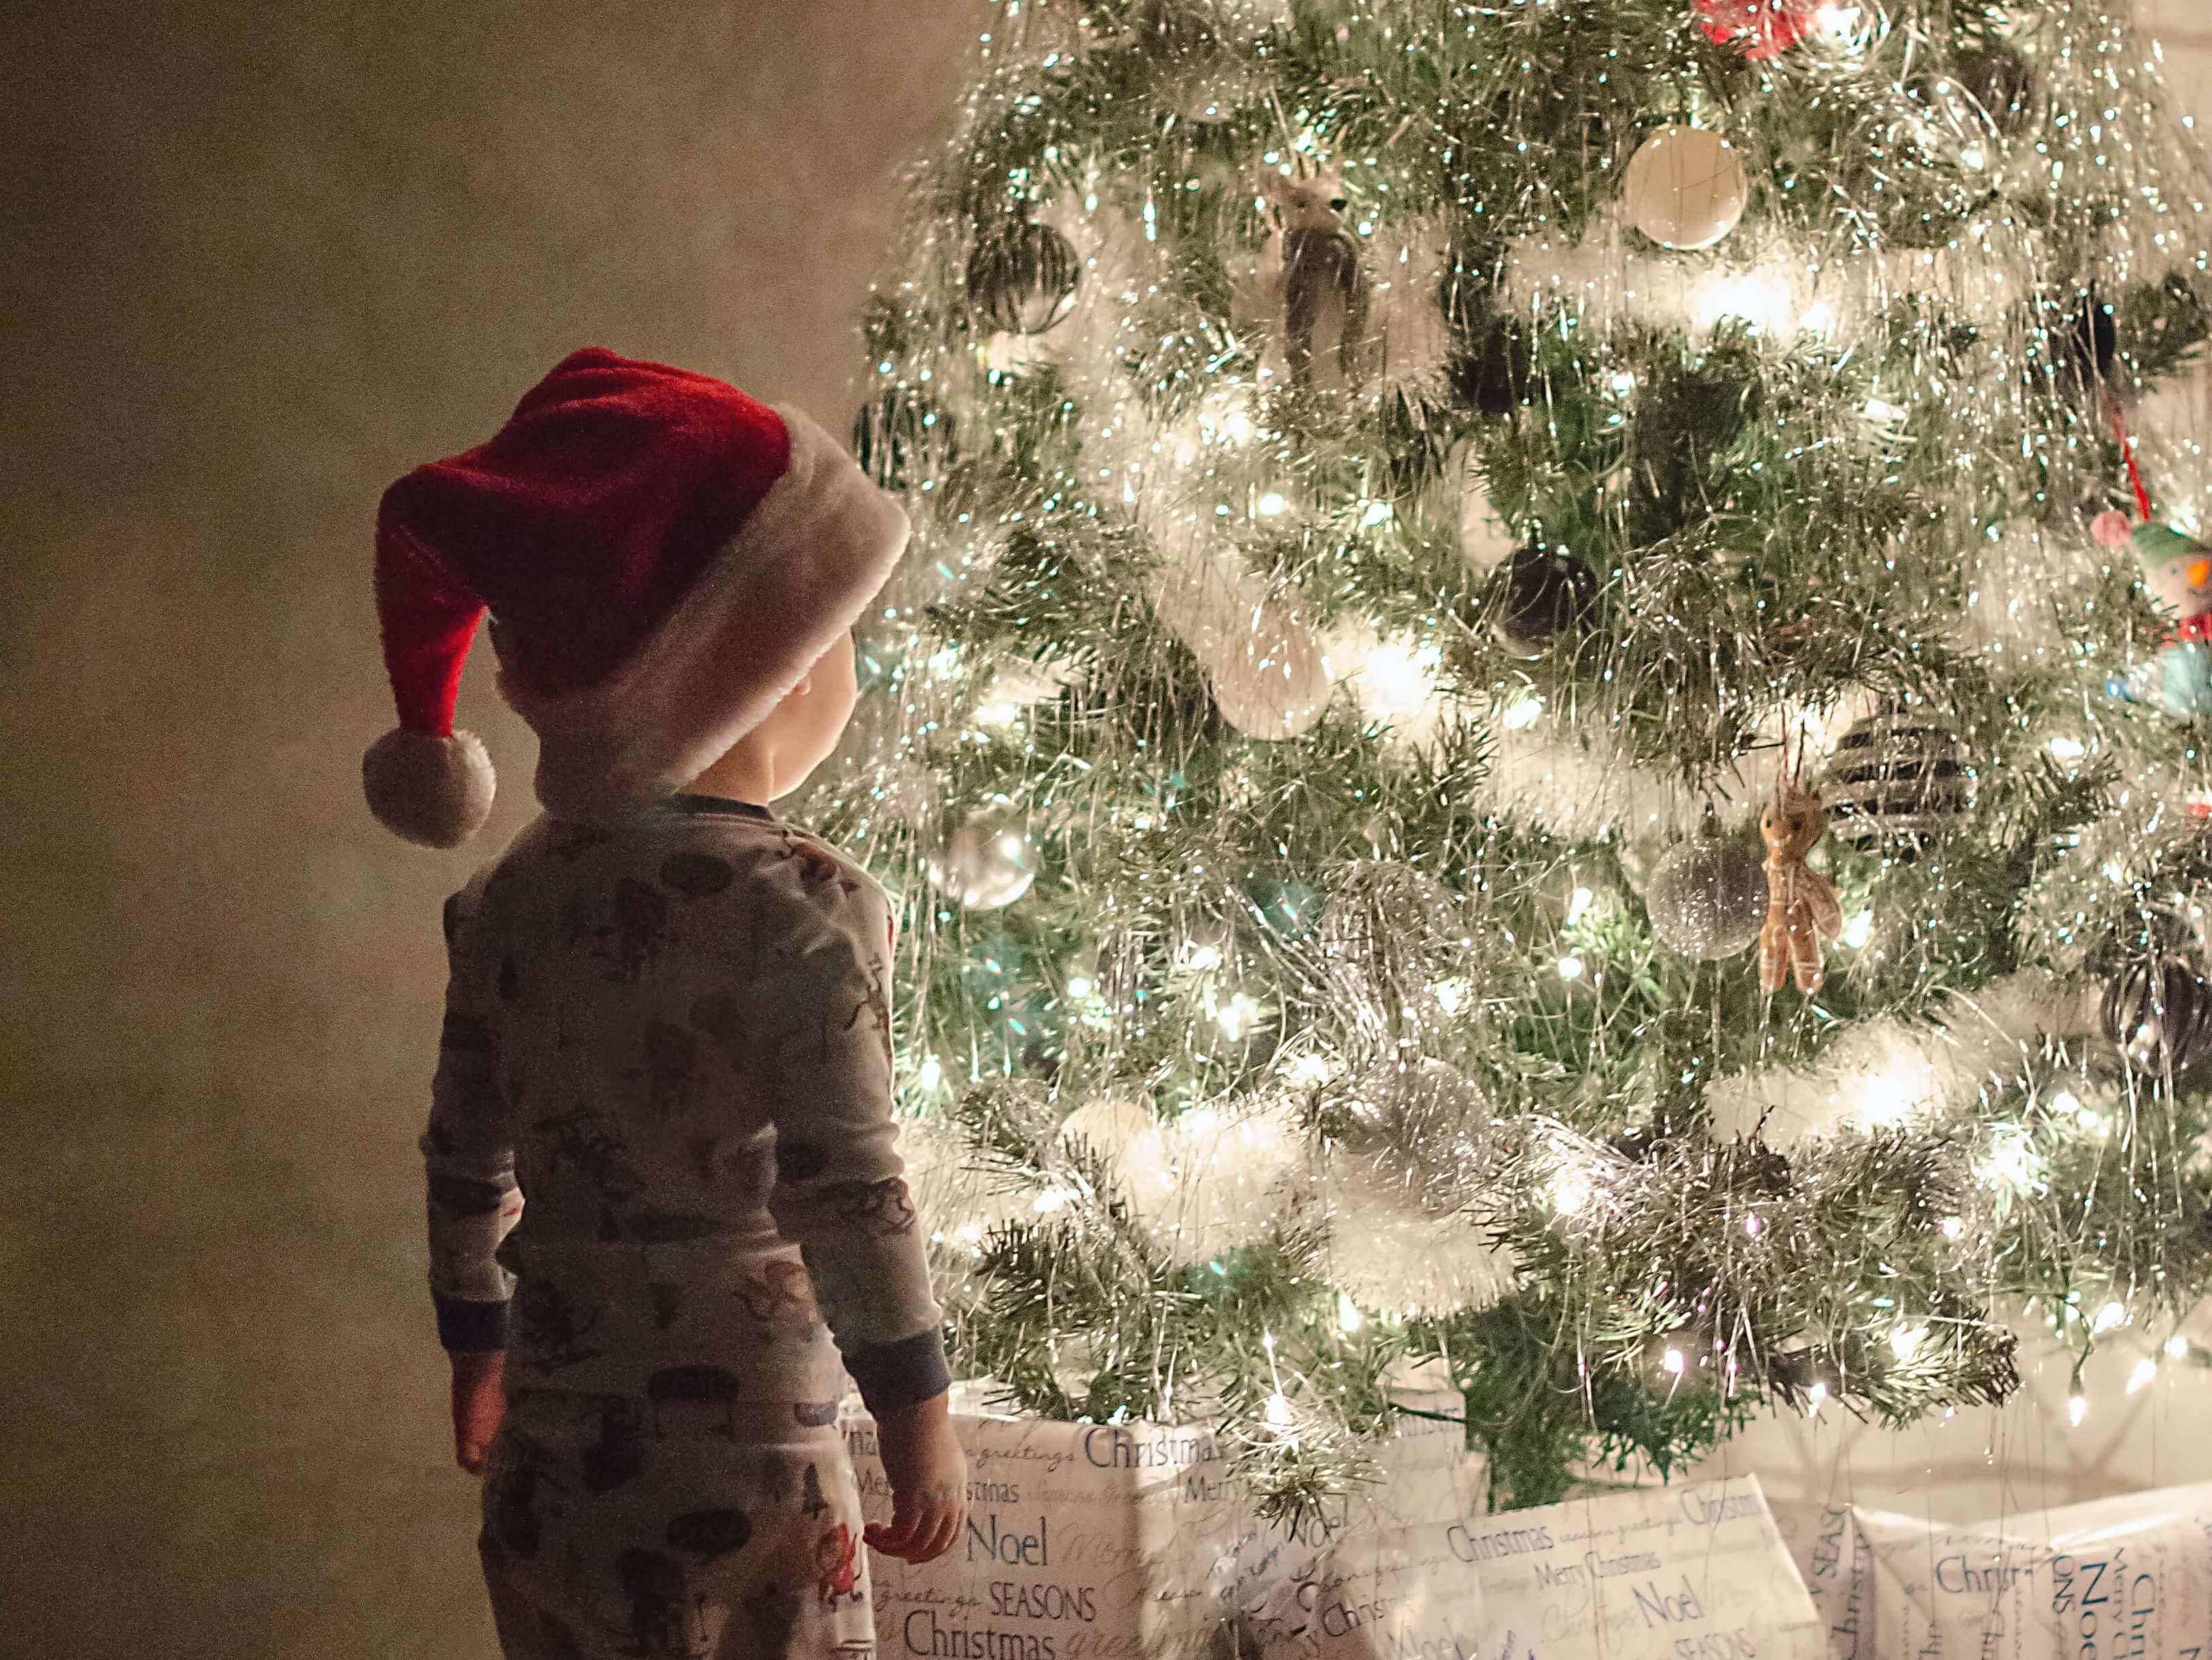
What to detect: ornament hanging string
<box><xmin>2107</xmin><ymin>391</ymin><xmax>2154</xmax><ymax>524</ymax></box>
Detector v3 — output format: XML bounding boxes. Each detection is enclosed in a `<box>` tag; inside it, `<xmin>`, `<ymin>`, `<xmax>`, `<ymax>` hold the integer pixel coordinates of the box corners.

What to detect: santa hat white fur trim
<box><xmin>499</xmin><ymin>405</ymin><xmax>909</xmax><ymax>820</ymax></box>
<box><xmin>363</xmin><ymin>726</ymin><xmax>498</xmax><ymax>849</ymax></box>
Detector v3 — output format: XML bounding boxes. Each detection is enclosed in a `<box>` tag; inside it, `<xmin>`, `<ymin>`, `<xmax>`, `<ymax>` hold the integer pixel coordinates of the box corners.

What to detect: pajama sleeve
<box><xmin>745</xmin><ymin>853</ymin><xmax>948</xmax><ymax>1415</ymax></box>
<box><xmin>420</xmin><ymin>872</ymin><xmax>523</xmax><ymax>1354</ymax></box>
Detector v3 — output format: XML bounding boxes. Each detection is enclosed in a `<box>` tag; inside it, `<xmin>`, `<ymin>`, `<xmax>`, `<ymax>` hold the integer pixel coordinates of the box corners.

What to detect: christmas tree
<box><xmin>815</xmin><ymin>0</ymin><xmax>2212</xmax><ymax>1517</ymax></box>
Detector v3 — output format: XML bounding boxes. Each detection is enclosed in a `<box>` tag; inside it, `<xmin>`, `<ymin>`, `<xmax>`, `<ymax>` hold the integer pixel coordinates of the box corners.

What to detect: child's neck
<box><xmin>686</xmin><ymin>741</ymin><xmax>776</xmax><ymax>809</ymax></box>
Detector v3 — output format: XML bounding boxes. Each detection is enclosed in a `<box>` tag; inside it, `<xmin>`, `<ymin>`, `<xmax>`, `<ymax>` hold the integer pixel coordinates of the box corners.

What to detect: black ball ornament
<box><xmin>1955</xmin><ymin>42</ymin><xmax>2037</xmax><ymax>138</ymax></box>
<box><xmin>2100</xmin><ymin>955</ymin><xmax>2212</xmax><ymax>1075</ymax></box>
<box><xmin>851</xmin><ymin>386</ymin><xmax>956</xmax><ymax>491</ymax></box>
<box><xmin>966</xmin><ymin>221</ymin><xmax>1082</xmax><ymax>335</ymax></box>
<box><xmin>1490</xmin><ymin>543</ymin><xmax>1596</xmax><ymax>659</ymax></box>
<box><xmin>1645</xmin><ymin>817</ymin><xmax>1768</xmax><ymax>961</ymax></box>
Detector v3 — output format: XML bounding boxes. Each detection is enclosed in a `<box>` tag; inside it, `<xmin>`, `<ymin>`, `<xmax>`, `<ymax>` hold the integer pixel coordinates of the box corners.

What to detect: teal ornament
<box><xmin>2159</xmin><ymin>641</ymin><xmax>2212</xmax><ymax>716</ymax></box>
<box><xmin>1248</xmin><ymin>874</ymin><xmax>1317</xmax><ymax>938</ymax></box>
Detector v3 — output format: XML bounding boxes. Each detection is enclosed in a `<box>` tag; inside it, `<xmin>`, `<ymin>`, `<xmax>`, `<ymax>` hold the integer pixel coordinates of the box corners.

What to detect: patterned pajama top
<box><xmin>424</xmin><ymin>794</ymin><xmax>948</xmax><ymax>1420</ymax></box>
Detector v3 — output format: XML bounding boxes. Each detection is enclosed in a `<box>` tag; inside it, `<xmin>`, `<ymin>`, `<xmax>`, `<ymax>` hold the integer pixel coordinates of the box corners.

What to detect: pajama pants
<box><xmin>477</xmin><ymin>1390</ymin><xmax>876</xmax><ymax>1659</ymax></box>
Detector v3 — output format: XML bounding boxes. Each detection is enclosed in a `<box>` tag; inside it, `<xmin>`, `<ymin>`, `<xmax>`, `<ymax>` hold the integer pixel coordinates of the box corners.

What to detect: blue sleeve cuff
<box><xmin>434</xmin><ymin>1294</ymin><xmax>509</xmax><ymax>1354</ymax></box>
<box><xmin>843</xmin><ymin>1329</ymin><xmax>952</xmax><ymax>1417</ymax></box>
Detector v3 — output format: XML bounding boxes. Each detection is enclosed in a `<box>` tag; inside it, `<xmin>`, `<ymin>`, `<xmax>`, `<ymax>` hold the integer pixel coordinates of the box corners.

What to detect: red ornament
<box><xmin>1695</xmin><ymin>0</ymin><xmax>1820</xmax><ymax>60</ymax></box>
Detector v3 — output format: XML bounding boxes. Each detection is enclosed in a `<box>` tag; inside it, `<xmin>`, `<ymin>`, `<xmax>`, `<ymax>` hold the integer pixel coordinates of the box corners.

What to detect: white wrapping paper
<box><xmin>1819</xmin><ymin>1483</ymin><xmax>2212</xmax><ymax>1660</ymax></box>
<box><xmin>1257</xmin><ymin>1475</ymin><xmax>1824</xmax><ymax>1660</ymax></box>
<box><xmin>843</xmin><ymin>1393</ymin><xmax>1479</xmax><ymax>1660</ymax></box>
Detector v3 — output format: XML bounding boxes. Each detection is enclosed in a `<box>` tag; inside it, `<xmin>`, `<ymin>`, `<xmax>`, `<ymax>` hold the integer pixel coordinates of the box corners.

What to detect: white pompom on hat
<box><xmin>364</xmin><ymin>347</ymin><xmax>910</xmax><ymax>847</ymax></box>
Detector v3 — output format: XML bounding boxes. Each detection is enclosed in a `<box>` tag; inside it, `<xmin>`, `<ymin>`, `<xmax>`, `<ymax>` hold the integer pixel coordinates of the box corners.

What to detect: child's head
<box><xmin>362</xmin><ymin>349</ymin><xmax>909</xmax><ymax>845</ymax></box>
<box><xmin>705</xmin><ymin>630</ymin><xmax>861</xmax><ymax>802</ymax></box>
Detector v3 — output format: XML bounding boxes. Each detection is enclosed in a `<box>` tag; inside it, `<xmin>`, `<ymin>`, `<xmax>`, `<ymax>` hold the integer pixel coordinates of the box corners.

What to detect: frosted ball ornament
<box><xmin>1622</xmin><ymin>127</ymin><xmax>1749</xmax><ymax>252</ymax></box>
<box><xmin>926</xmin><ymin>805</ymin><xmax>1038</xmax><ymax>910</ymax></box>
<box><xmin>1645</xmin><ymin>817</ymin><xmax>1768</xmax><ymax>961</ymax></box>
<box><xmin>965</xmin><ymin>221</ymin><xmax>1081</xmax><ymax>336</ymax></box>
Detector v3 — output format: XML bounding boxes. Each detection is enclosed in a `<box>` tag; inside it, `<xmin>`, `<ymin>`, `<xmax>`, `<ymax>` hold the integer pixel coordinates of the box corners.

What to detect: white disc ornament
<box><xmin>1645</xmin><ymin>817</ymin><xmax>1767</xmax><ymax>960</ymax></box>
<box><xmin>926</xmin><ymin>805</ymin><xmax>1037</xmax><ymax>910</ymax></box>
<box><xmin>1623</xmin><ymin>126</ymin><xmax>1748</xmax><ymax>251</ymax></box>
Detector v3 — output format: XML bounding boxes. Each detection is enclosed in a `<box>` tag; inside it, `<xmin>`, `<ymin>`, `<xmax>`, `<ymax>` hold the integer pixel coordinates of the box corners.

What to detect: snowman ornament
<box><xmin>2134</xmin><ymin>519</ymin><xmax>2212</xmax><ymax>716</ymax></box>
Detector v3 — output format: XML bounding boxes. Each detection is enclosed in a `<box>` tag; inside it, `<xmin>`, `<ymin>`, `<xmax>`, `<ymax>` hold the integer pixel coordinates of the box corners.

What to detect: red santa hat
<box><xmin>363</xmin><ymin>347</ymin><xmax>909</xmax><ymax>847</ymax></box>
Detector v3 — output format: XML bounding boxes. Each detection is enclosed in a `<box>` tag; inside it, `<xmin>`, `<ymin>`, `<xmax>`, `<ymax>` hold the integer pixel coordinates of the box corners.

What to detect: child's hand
<box><xmin>449</xmin><ymin>1351</ymin><xmax>506</xmax><ymax>1475</ymax></box>
<box><xmin>865</xmin><ymin>1392</ymin><xmax>965</xmax><ymax>1564</ymax></box>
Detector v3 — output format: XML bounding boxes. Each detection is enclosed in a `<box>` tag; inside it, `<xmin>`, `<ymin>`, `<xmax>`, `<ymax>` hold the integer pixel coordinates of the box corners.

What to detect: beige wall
<box><xmin>0</xmin><ymin>4</ymin><xmax>982</xmax><ymax>1653</ymax></box>
<box><xmin>9</xmin><ymin>4</ymin><xmax>2212</xmax><ymax>1656</ymax></box>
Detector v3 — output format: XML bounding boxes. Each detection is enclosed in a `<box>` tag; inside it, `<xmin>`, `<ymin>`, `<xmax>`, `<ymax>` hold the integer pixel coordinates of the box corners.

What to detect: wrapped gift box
<box><xmin>1254</xmin><ymin>1475</ymin><xmax>1824</xmax><ymax>1660</ymax></box>
<box><xmin>1816</xmin><ymin>1483</ymin><xmax>2212</xmax><ymax>1660</ymax></box>
<box><xmin>843</xmin><ymin>1388</ymin><xmax>1480</xmax><ymax>1660</ymax></box>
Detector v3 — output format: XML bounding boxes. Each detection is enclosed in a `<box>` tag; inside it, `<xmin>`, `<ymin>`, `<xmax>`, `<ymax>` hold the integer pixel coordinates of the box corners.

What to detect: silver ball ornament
<box><xmin>926</xmin><ymin>805</ymin><xmax>1038</xmax><ymax>910</ymax></box>
<box><xmin>1645</xmin><ymin>818</ymin><xmax>1767</xmax><ymax>960</ymax></box>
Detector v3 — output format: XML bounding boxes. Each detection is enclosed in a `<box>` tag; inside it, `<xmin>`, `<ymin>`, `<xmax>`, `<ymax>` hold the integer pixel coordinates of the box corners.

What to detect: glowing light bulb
<box><xmin>1285</xmin><ymin>1053</ymin><xmax>1336</xmax><ymax>1086</ymax></box>
<box><xmin>1360</xmin><ymin>500</ymin><xmax>1394</xmax><ymax>528</ymax></box>
<box><xmin>2167</xmin><ymin>1335</ymin><xmax>2192</xmax><ymax>1360</ymax></box>
<box><xmin>1033</xmin><ymin>1185</ymin><xmax>1078</xmax><ymax>1215</ymax></box>
<box><xmin>1662</xmin><ymin>1348</ymin><xmax>1685</xmax><ymax>1377</ymax></box>
<box><xmin>2051</xmin><ymin>1090</ymin><xmax>2082</xmax><ymax>1116</ymax></box>
<box><xmin>1799</xmin><ymin>299</ymin><xmax>1837</xmax><ymax>337</ymax></box>
<box><xmin>1890</xmin><ymin>1325</ymin><xmax>1926</xmax><ymax>1360</ymax></box>
<box><xmin>2095</xmin><ymin>1301</ymin><xmax>2128</xmax><ymax>1334</ymax></box>
<box><xmin>1550</xmin><ymin>1170</ymin><xmax>1592</xmax><ymax>1216</ymax></box>
<box><xmin>1693</xmin><ymin>271</ymin><xmax>1796</xmax><ymax>335</ymax></box>
<box><xmin>1941</xmin><ymin>1216</ymin><xmax>1964</xmax><ymax>1240</ymax></box>
<box><xmin>1841</xmin><ymin>911</ymin><xmax>1874</xmax><ymax>949</ymax></box>
<box><xmin>1180</xmin><ymin>940</ymin><xmax>1225</xmax><ymax>973</ymax></box>
<box><xmin>1608</xmin><ymin>371</ymin><xmax>1638</xmax><ymax>394</ymax></box>
<box><xmin>916</xmin><ymin>1054</ymin><xmax>944</xmax><ymax>1092</ymax></box>
<box><xmin>1214</xmin><ymin>993</ymin><xmax>1263</xmax><ymax>1041</ymax></box>
<box><xmin>1976</xmin><ymin>1128</ymin><xmax>2042</xmax><ymax>1195</ymax></box>
<box><xmin>1264</xmin><ymin>1392</ymin><xmax>1294</xmax><ymax>1428</ymax></box>
<box><xmin>1066</xmin><ymin>976</ymin><xmax>1094</xmax><ymax>1000</ymax></box>
<box><xmin>1864</xmin><ymin>396</ymin><xmax>1905</xmax><ymax>423</ymax></box>
<box><xmin>1567</xmin><ymin>885</ymin><xmax>1595</xmax><ymax>923</ymax></box>
<box><xmin>1433</xmin><ymin>978</ymin><xmax>1470</xmax><ymax>1014</ymax></box>
<box><xmin>1256</xmin><ymin>492</ymin><xmax>1288</xmax><ymax>517</ymax></box>
<box><xmin>1807</xmin><ymin>1382</ymin><xmax>1829</xmax><ymax>1418</ymax></box>
<box><xmin>1502</xmin><ymin>694</ymin><xmax>1543</xmax><ymax>731</ymax></box>
<box><xmin>2128</xmin><ymin>1357</ymin><xmax>2158</xmax><ymax>1394</ymax></box>
<box><xmin>1355</xmin><ymin>636</ymin><xmax>1444</xmax><ymax>727</ymax></box>
<box><xmin>975</xmin><ymin>699</ymin><xmax>1022</xmax><ymax>728</ymax></box>
<box><xmin>2068</xmin><ymin>1392</ymin><xmax>2089</xmax><ymax>1427</ymax></box>
<box><xmin>1337</xmin><ymin>1292</ymin><xmax>1364</xmax><ymax>1334</ymax></box>
<box><xmin>1557</xmin><ymin>955</ymin><xmax>1586</xmax><ymax>980</ymax></box>
<box><xmin>2049</xmin><ymin>736</ymin><xmax>2087</xmax><ymax>762</ymax></box>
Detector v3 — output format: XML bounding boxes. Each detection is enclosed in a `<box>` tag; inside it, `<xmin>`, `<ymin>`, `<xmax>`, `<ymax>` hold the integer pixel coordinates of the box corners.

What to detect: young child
<box><xmin>362</xmin><ymin>348</ymin><xmax>964</xmax><ymax>1659</ymax></box>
